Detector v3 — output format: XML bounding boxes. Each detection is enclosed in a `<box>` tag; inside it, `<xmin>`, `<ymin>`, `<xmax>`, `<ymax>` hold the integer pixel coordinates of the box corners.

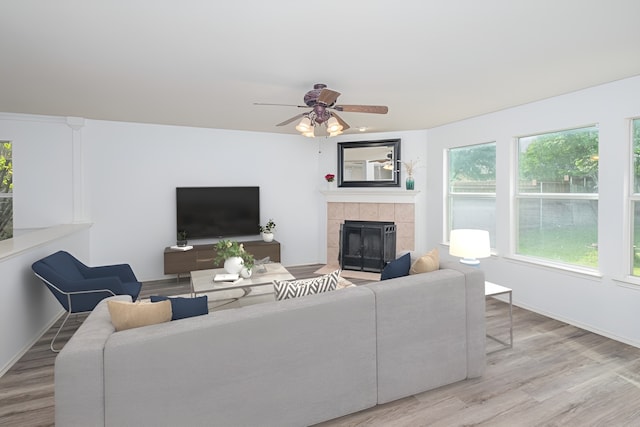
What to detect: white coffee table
<box><xmin>190</xmin><ymin>263</ymin><xmax>295</xmax><ymax>298</ymax></box>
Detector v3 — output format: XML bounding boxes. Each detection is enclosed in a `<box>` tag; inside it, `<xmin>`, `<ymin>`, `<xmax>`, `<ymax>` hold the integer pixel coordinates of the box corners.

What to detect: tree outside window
<box><xmin>0</xmin><ymin>142</ymin><xmax>12</xmax><ymax>241</ymax></box>
<box><xmin>630</xmin><ymin>119</ymin><xmax>640</xmax><ymax>275</ymax></box>
<box><xmin>517</xmin><ymin>126</ymin><xmax>598</xmax><ymax>268</ymax></box>
<box><xmin>447</xmin><ymin>142</ymin><xmax>496</xmax><ymax>247</ymax></box>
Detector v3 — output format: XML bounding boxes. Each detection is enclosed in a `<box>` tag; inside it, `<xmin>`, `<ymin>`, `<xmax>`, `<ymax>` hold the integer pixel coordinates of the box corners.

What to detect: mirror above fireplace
<box><xmin>337</xmin><ymin>139</ymin><xmax>401</xmax><ymax>188</ymax></box>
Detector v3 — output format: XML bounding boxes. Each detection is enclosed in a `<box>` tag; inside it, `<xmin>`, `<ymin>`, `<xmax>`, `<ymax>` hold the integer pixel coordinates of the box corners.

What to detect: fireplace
<box><xmin>340</xmin><ymin>220</ymin><xmax>397</xmax><ymax>273</ymax></box>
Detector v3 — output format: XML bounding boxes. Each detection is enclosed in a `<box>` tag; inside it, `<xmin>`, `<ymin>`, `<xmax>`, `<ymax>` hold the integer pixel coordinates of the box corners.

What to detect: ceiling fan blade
<box><xmin>276</xmin><ymin>113</ymin><xmax>307</xmax><ymax>127</ymax></box>
<box><xmin>317</xmin><ymin>88</ymin><xmax>341</xmax><ymax>106</ymax></box>
<box><xmin>334</xmin><ymin>105</ymin><xmax>389</xmax><ymax>114</ymax></box>
<box><xmin>331</xmin><ymin>112</ymin><xmax>351</xmax><ymax>131</ymax></box>
<box><xmin>254</xmin><ymin>102</ymin><xmax>309</xmax><ymax>108</ymax></box>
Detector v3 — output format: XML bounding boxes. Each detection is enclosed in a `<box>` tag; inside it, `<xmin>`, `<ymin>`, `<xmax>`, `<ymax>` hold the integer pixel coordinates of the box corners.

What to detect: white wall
<box><xmin>82</xmin><ymin>120</ymin><xmax>322</xmax><ymax>280</ymax></box>
<box><xmin>0</xmin><ymin>228</ymin><xmax>90</xmax><ymax>376</ymax></box>
<box><xmin>0</xmin><ymin>114</ymin><xmax>88</xmax><ymax>375</ymax></box>
<box><xmin>2</xmin><ymin>114</ymin><xmax>75</xmax><ymax>229</ymax></box>
<box><xmin>426</xmin><ymin>75</ymin><xmax>640</xmax><ymax>346</ymax></box>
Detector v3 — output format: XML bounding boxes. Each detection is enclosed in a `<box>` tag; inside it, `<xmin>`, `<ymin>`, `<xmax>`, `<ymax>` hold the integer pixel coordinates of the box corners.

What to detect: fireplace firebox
<box><xmin>339</xmin><ymin>220</ymin><xmax>396</xmax><ymax>273</ymax></box>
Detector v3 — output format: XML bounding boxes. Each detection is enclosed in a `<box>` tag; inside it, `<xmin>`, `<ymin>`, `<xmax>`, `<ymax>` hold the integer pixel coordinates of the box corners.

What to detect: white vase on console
<box><xmin>224</xmin><ymin>257</ymin><xmax>244</xmax><ymax>275</ymax></box>
<box><xmin>261</xmin><ymin>232</ymin><xmax>274</xmax><ymax>242</ymax></box>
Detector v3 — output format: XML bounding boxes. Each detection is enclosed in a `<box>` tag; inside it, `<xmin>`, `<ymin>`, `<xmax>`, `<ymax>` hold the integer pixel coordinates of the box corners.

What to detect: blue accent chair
<box><xmin>32</xmin><ymin>250</ymin><xmax>142</xmax><ymax>351</ymax></box>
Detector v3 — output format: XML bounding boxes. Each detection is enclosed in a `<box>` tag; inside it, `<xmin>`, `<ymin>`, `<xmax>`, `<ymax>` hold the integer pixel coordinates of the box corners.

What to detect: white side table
<box><xmin>485</xmin><ymin>281</ymin><xmax>513</xmax><ymax>352</ymax></box>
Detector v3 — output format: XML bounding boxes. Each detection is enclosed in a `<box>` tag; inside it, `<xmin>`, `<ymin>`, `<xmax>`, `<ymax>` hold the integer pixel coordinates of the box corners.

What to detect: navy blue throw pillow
<box><xmin>150</xmin><ymin>295</ymin><xmax>208</xmax><ymax>320</ymax></box>
<box><xmin>380</xmin><ymin>253</ymin><xmax>411</xmax><ymax>280</ymax></box>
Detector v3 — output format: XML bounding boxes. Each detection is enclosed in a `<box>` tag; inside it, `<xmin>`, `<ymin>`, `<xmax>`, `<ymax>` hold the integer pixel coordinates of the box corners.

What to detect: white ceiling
<box><xmin>2</xmin><ymin>1</ymin><xmax>640</xmax><ymax>136</ymax></box>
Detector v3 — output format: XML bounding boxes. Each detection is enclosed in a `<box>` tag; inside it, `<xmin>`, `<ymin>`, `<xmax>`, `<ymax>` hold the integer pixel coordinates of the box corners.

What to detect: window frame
<box><xmin>628</xmin><ymin>118</ymin><xmax>640</xmax><ymax>278</ymax></box>
<box><xmin>513</xmin><ymin>125</ymin><xmax>599</xmax><ymax>271</ymax></box>
<box><xmin>445</xmin><ymin>141</ymin><xmax>497</xmax><ymax>246</ymax></box>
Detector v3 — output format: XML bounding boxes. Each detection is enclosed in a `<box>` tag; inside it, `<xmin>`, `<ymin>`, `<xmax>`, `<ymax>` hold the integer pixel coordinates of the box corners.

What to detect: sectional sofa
<box><xmin>54</xmin><ymin>260</ymin><xmax>485</xmax><ymax>426</ymax></box>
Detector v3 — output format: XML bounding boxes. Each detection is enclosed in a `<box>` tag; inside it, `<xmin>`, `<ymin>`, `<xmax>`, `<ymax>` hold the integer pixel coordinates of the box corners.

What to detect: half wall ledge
<box><xmin>320</xmin><ymin>189</ymin><xmax>420</xmax><ymax>204</ymax></box>
<box><xmin>0</xmin><ymin>223</ymin><xmax>92</xmax><ymax>261</ymax></box>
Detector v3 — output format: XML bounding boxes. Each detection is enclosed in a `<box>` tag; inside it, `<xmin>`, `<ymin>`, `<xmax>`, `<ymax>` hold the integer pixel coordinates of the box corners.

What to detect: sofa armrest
<box><xmin>366</xmin><ymin>270</ymin><xmax>470</xmax><ymax>403</ymax></box>
<box><xmin>439</xmin><ymin>260</ymin><xmax>486</xmax><ymax>378</ymax></box>
<box><xmin>55</xmin><ymin>295</ymin><xmax>131</xmax><ymax>427</ymax></box>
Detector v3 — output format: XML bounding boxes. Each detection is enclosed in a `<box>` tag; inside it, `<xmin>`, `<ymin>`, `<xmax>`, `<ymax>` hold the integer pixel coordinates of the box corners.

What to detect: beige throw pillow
<box><xmin>107</xmin><ymin>300</ymin><xmax>172</xmax><ymax>332</ymax></box>
<box><xmin>409</xmin><ymin>248</ymin><xmax>440</xmax><ymax>274</ymax></box>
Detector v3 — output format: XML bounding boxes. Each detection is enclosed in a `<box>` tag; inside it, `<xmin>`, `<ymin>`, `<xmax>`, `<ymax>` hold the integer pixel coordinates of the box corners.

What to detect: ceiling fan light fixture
<box><xmin>260</xmin><ymin>84</ymin><xmax>388</xmax><ymax>138</ymax></box>
<box><xmin>326</xmin><ymin>116</ymin><xmax>343</xmax><ymax>133</ymax></box>
<box><xmin>295</xmin><ymin>117</ymin><xmax>312</xmax><ymax>133</ymax></box>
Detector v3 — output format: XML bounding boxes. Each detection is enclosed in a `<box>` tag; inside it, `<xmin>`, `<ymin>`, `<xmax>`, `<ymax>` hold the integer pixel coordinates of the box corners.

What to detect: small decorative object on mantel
<box><xmin>259</xmin><ymin>218</ymin><xmax>276</xmax><ymax>242</ymax></box>
<box><xmin>325</xmin><ymin>173</ymin><xmax>336</xmax><ymax>190</ymax></box>
<box><xmin>214</xmin><ymin>240</ymin><xmax>253</xmax><ymax>275</ymax></box>
<box><xmin>403</xmin><ymin>159</ymin><xmax>418</xmax><ymax>190</ymax></box>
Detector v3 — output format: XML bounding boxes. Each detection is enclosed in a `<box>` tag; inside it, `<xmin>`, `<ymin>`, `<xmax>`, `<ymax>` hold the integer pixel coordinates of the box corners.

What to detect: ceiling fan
<box><xmin>254</xmin><ymin>83</ymin><xmax>388</xmax><ymax>137</ymax></box>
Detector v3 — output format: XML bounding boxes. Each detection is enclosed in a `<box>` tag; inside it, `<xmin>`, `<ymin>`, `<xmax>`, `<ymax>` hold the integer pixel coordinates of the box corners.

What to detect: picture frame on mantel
<box><xmin>337</xmin><ymin>139</ymin><xmax>401</xmax><ymax>188</ymax></box>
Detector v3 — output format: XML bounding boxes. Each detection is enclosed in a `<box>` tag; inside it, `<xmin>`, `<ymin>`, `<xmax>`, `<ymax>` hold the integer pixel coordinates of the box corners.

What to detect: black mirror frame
<box><xmin>337</xmin><ymin>139</ymin><xmax>401</xmax><ymax>188</ymax></box>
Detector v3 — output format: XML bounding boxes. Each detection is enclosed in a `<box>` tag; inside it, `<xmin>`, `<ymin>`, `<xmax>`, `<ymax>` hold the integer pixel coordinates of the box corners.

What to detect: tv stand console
<box><xmin>164</xmin><ymin>240</ymin><xmax>281</xmax><ymax>276</ymax></box>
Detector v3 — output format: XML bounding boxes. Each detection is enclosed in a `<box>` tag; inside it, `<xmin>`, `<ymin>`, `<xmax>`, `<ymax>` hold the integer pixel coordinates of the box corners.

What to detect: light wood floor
<box><xmin>2</xmin><ymin>264</ymin><xmax>640</xmax><ymax>426</ymax></box>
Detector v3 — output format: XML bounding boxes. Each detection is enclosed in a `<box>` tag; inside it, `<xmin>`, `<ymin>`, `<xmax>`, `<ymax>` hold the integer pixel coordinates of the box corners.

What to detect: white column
<box><xmin>66</xmin><ymin>117</ymin><xmax>87</xmax><ymax>223</ymax></box>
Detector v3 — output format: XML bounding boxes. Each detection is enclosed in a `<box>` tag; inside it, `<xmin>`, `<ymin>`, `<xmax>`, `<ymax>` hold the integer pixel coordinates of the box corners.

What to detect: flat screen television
<box><xmin>176</xmin><ymin>186</ymin><xmax>260</xmax><ymax>239</ymax></box>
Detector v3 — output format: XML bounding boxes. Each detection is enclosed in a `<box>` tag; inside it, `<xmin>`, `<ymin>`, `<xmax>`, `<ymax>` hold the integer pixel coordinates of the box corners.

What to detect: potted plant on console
<box><xmin>214</xmin><ymin>240</ymin><xmax>249</xmax><ymax>275</ymax></box>
<box><xmin>177</xmin><ymin>230</ymin><xmax>188</xmax><ymax>247</ymax></box>
<box><xmin>259</xmin><ymin>219</ymin><xmax>276</xmax><ymax>242</ymax></box>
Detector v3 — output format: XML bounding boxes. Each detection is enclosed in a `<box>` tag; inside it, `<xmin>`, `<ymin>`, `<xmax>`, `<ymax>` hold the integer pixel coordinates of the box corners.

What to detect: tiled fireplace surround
<box><xmin>326</xmin><ymin>202</ymin><xmax>415</xmax><ymax>268</ymax></box>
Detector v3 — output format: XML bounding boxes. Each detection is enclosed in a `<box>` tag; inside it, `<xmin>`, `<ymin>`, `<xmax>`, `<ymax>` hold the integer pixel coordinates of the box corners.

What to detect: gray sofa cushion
<box><xmin>366</xmin><ymin>269</ymin><xmax>471</xmax><ymax>404</ymax></box>
<box><xmin>103</xmin><ymin>286</ymin><xmax>377</xmax><ymax>427</ymax></box>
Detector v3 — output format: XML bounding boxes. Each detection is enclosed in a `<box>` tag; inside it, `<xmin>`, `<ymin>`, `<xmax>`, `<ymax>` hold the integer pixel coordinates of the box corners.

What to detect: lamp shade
<box><xmin>449</xmin><ymin>229</ymin><xmax>490</xmax><ymax>265</ymax></box>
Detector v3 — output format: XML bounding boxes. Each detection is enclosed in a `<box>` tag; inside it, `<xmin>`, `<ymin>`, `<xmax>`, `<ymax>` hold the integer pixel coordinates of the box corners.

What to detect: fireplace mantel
<box><xmin>320</xmin><ymin>189</ymin><xmax>420</xmax><ymax>204</ymax></box>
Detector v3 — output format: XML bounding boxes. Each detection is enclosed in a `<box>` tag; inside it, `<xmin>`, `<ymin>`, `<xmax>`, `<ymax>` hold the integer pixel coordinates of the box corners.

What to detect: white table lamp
<box><xmin>449</xmin><ymin>229</ymin><xmax>491</xmax><ymax>266</ymax></box>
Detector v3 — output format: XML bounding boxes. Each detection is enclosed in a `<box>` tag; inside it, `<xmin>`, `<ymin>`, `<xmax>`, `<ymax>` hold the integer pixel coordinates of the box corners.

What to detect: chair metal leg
<box><xmin>51</xmin><ymin>311</ymin><xmax>72</xmax><ymax>353</ymax></box>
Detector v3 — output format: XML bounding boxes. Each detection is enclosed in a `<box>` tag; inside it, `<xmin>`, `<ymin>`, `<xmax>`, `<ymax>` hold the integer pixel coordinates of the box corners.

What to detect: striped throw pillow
<box><xmin>273</xmin><ymin>270</ymin><xmax>340</xmax><ymax>301</ymax></box>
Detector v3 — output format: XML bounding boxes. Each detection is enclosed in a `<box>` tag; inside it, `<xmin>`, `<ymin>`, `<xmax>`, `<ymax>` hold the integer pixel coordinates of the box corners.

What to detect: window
<box><xmin>516</xmin><ymin>126</ymin><xmax>598</xmax><ymax>268</ymax></box>
<box><xmin>630</xmin><ymin>119</ymin><xmax>640</xmax><ymax>276</ymax></box>
<box><xmin>0</xmin><ymin>141</ymin><xmax>12</xmax><ymax>240</ymax></box>
<box><xmin>447</xmin><ymin>142</ymin><xmax>496</xmax><ymax>246</ymax></box>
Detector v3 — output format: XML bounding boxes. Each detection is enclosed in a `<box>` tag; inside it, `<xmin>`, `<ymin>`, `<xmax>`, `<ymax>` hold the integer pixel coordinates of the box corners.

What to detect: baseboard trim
<box><xmin>0</xmin><ymin>308</ymin><xmax>64</xmax><ymax>378</ymax></box>
<box><xmin>513</xmin><ymin>300</ymin><xmax>640</xmax><ymax>350</ymax></box>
